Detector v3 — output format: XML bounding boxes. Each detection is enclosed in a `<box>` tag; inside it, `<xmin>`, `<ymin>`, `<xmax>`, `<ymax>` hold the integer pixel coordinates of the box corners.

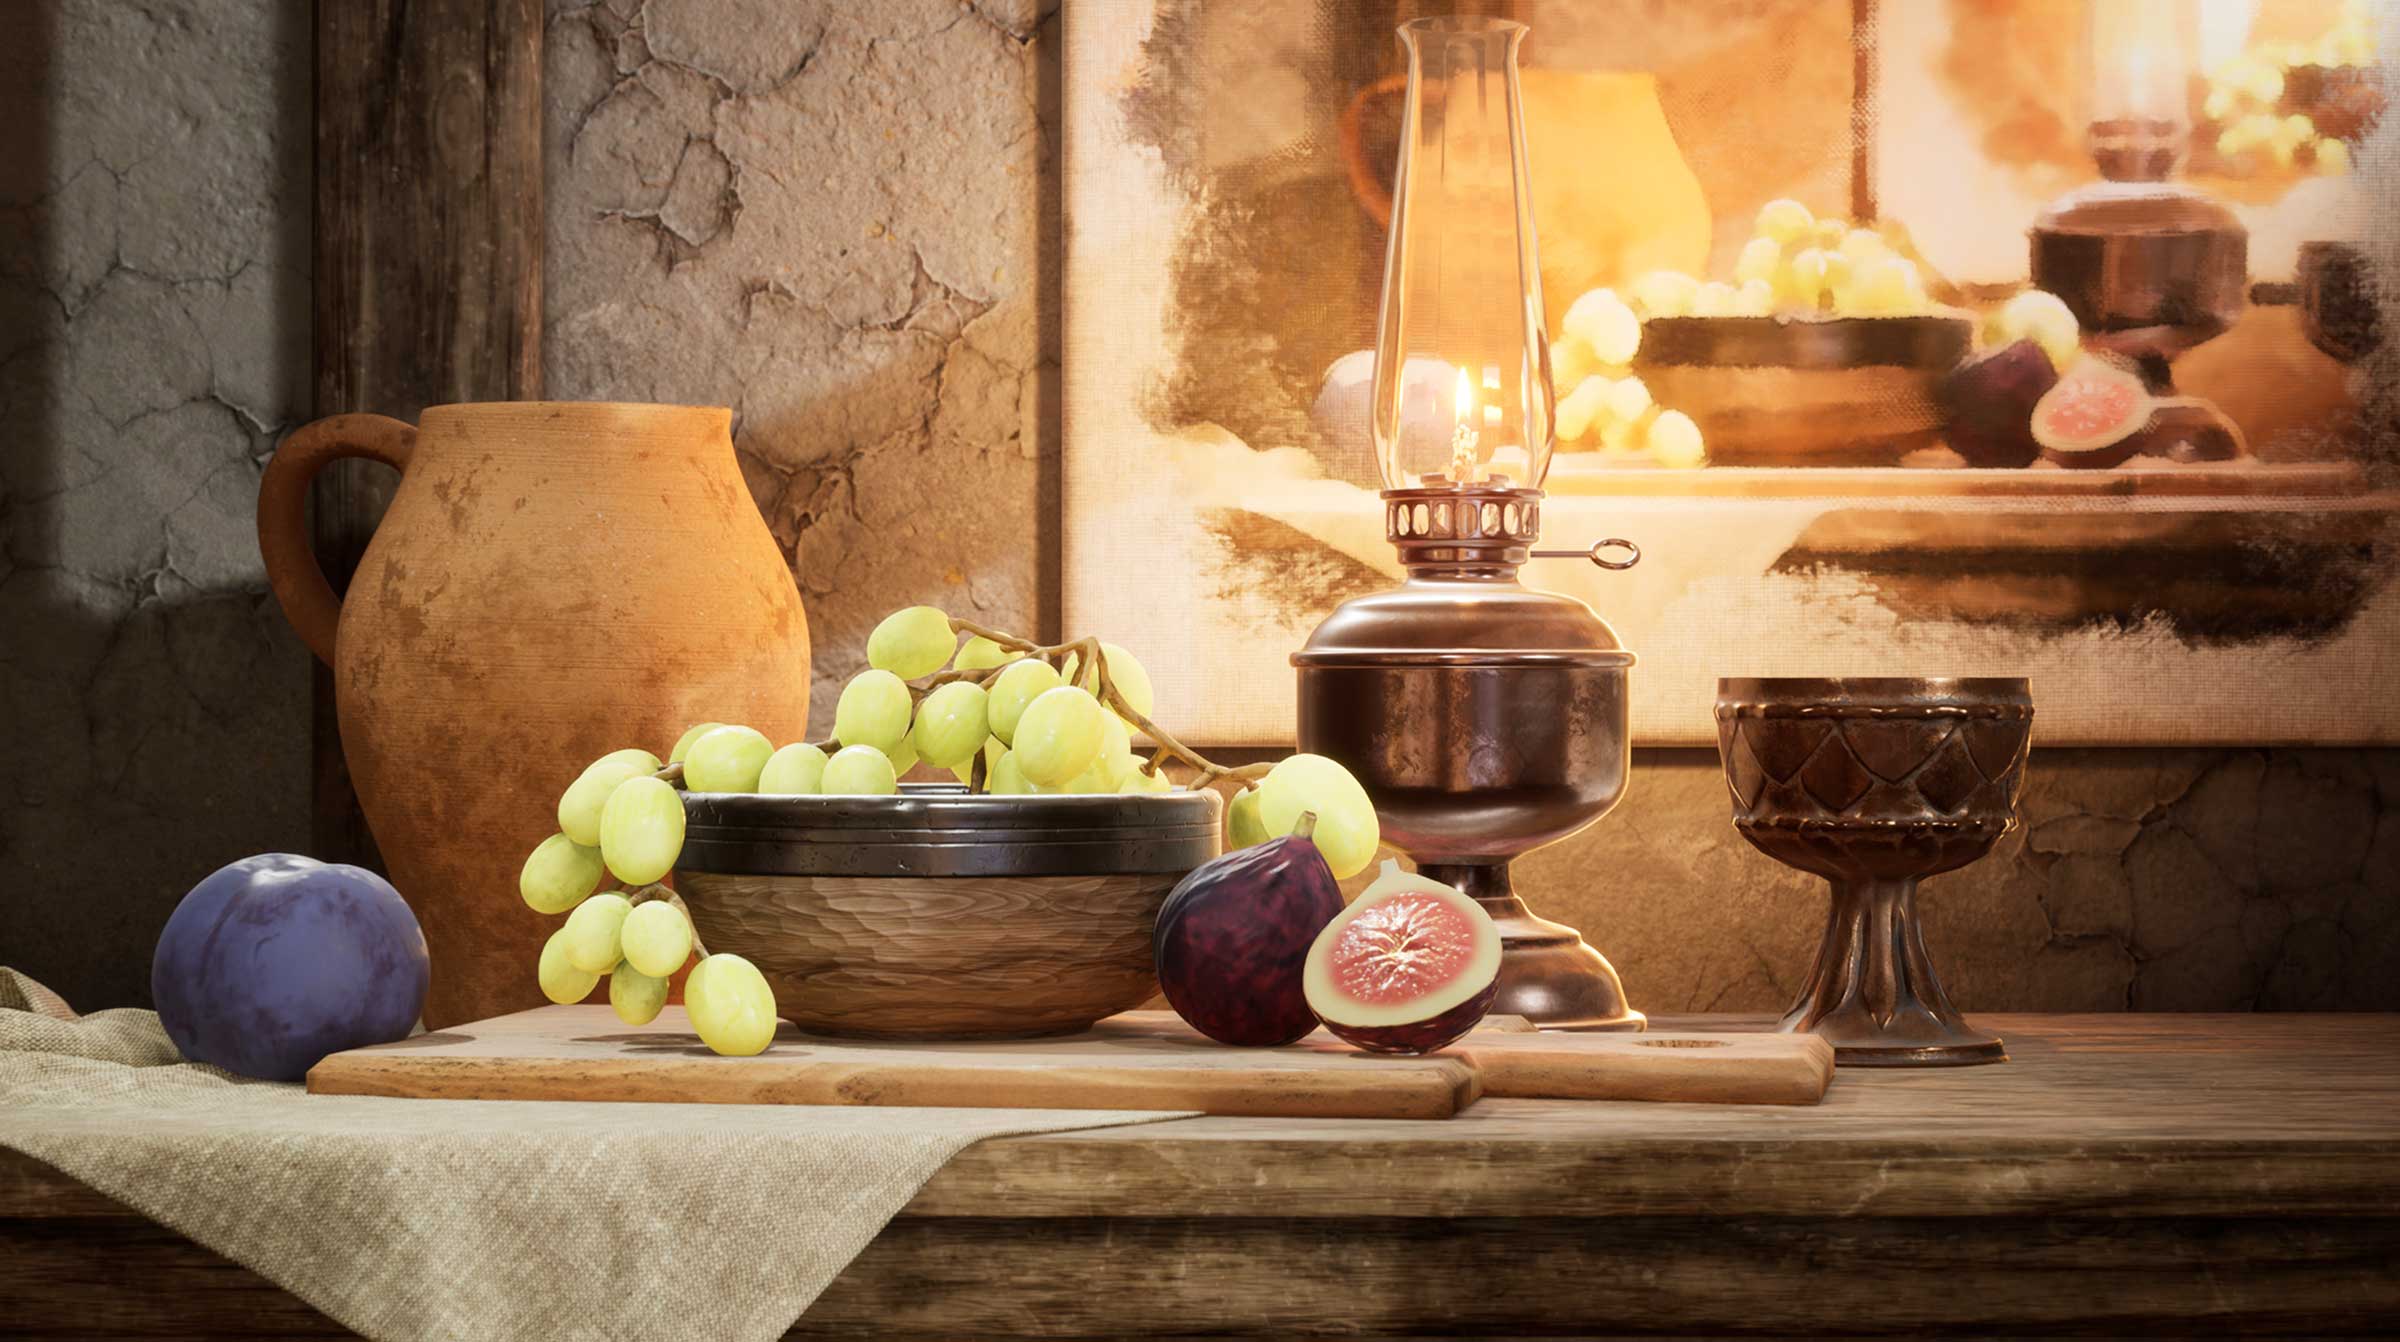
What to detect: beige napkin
<box><xmin>0</xmin><ymin>968</ymin><xmax>1189</xmax><ymax>1341</ymax></box>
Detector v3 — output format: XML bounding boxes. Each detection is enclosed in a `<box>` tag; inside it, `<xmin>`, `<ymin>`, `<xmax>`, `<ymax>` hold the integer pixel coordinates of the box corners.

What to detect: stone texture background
<box><xmin>7</xmin><ymin>0</ymin><xmax>2394</xmax><ymax>1013</ymax></box>
<box><xmin>4</xmin><ymin>0</ymin><xmax>314</xmax><ymax>1011</ymax></box>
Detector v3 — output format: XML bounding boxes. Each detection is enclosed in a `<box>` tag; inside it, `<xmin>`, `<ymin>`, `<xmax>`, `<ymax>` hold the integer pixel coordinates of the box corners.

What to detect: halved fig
<box><xmin>1303</xmin><ymin>861</ymin><xmax>1502</xmax><ymax>1054</ymax></box>
<box><xmin>2131</xmin><ymin>397</ymin><xmax>2247</xmax><ymax>463</ymax></box>
<box><xmin>2031</xmin><ymin>353</ymin><xmax>2155</xmax><ymax>469</ymax></box>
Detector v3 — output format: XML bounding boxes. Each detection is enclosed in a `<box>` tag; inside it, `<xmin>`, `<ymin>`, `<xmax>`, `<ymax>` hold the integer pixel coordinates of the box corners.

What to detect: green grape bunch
<box><xmin>513</xmin><ymin>605</ymin><xmax>1388</xmax><ymax>1054</ymax></box>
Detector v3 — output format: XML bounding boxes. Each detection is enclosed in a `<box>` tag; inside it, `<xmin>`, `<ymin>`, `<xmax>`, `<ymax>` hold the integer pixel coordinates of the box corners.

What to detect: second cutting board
<box><xmin>312</xmin><ymin>1008</ymin><xmax>1833</xmax><ymax>1118</ymax></box>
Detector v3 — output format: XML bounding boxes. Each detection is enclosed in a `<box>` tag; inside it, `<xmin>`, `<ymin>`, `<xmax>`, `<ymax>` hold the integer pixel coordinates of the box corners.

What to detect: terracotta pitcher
<box><xmin>258</xmin><ymin>403</ymin><xmax>811</xmax><ymax>1027</ymax></box>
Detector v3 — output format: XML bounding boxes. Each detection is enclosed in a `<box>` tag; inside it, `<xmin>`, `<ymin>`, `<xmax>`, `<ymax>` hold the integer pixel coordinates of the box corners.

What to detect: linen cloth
<box><xmin>0</xmin><ymin>968</ymin><xmax>1188</xmax><ymax>1341</ymax></box>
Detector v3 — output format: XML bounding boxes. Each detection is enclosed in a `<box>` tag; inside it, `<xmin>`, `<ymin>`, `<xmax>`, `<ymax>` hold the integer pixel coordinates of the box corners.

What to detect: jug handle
<box><xmin>257</xmin><ymin>413</ymin><xmax>416</xmax><ymax>666</ymax></box>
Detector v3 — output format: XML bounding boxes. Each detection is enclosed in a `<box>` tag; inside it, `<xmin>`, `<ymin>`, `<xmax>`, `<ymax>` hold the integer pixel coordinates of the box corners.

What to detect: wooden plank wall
<box><xmin>309</xmin><ymin>0</ymin><xmax>544</xmax><ymax>867</ymax></box>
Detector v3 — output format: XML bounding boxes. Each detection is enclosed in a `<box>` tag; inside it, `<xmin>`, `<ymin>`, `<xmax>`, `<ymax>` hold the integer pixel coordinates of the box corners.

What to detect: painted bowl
<box><xmin>1633</xmin><ymin>313</ymin><xmax>1974</xmax><ymax>465</ymax></box>
<box><xmin>674</xmin><ymin>785</ymin><xmax>1221</xmax><ymax>1040</ymax></box>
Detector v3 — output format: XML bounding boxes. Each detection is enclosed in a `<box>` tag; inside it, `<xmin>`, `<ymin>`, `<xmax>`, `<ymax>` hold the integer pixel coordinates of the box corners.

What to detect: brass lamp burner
<box><xmin>1293</xmin><ymin>483</ymin><xmax>1645</xmax><ymax>1031</ymax></box>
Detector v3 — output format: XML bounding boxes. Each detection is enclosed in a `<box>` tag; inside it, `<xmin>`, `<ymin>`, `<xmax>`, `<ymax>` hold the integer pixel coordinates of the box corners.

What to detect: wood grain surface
<box><xmin>677</xmin><ymin>872</ymin><xmax>1174</xmax><ymax>1040</ymax></box>
<box><xmin>303</xmin><ymin>1008</ymin><xmax>1833</xmax><ymax>1118</ymax></box>
<box><xmin>12</xmin><ymin>1015</ymin><xmax>2398</xmax><ymax>1338</ymax></box>
<box><xmin>310</xmin><ymin>0</ymin><xmax>542</xmax><ymax>871</ymax></box>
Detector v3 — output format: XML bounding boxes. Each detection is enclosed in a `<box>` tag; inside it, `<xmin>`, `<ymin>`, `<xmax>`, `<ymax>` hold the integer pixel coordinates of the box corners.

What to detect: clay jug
<box><xmin>258</xmin><ymin>403</ymin><xmax>811</xmax><ymax>1027</ymax></box>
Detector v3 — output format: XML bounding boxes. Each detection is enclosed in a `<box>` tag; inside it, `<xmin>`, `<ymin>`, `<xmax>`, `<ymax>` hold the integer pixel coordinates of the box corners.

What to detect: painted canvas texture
<box><xmin>1064</xmin><ymin>0</ymin><xmax>2399</xmax><ymax>745</ymax></box>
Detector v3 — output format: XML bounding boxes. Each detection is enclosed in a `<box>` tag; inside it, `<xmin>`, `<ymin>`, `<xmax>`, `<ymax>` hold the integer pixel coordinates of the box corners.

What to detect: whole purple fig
<box><xmin>1153</xmin><ymin>818</ymin><xmax>1345</xmax><ymax>1046</ymax></box>
<box><xmin>151</xmin><ymin>854</ymin><xmax>430</xmax><ymax>1081</ymax></box>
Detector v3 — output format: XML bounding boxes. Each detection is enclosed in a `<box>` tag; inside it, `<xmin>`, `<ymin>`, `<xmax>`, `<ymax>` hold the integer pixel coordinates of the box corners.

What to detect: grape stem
<box><xmin>945</xmin><ymin>619</ymin><xmax>1271</xmax><ymax>790</ymax></box>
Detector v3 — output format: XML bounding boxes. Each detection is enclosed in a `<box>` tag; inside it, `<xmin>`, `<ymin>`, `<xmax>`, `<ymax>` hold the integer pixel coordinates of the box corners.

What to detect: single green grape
<box><xmin>952</xmin><ymin>635</ymin><xmax>1016</xmax><ymax>673</ymax></box>
<box><xmin>620</xmin><ymin>900</ymin><xmax>693</xmax><ymax>977</ymax></box>
<box><xmin>686</xmin><ymin>953</ymin><xmax>779</xmax><ymax>1056</ymax></box>
<box><xmin>519</xmin><ymin>832</ymin><xmax>604</xmax><ymax>914</ymax></box>
<box><xmin>557</xmin><ymin>749</ymin><xmax>661</xmax><ymax>847</ymax></box>
<box><xmin>1062</xmin><ymin>641</ymin><xmax>1156</xmax><ymax>719</ymax></box>
<box><xmin>1255</xmin><ymin>753</ymin><xmax>1380</xmax><ymax>880</ymax></box>
<box><xmin>757</xmin><ymin>742</ymin><xmax>829</xmax><ymax>794</ymax></box>
<box><xmin>886</xmin><ymin>734</ymin><xmax>918</xmax><ymax>778</ymax></box>
<box><xmin>1755</xmin><ymin>196</ymin><xmax>1816</xmax><ymax>245</ymax></box>
<box><xmin>537</xmin><ymin>928</ymin><xmax>600</xmax><ymax>1005</ymax></box>
<box><xmin>1118</xmin><ymin>761</ymin><xmax>1172</xmax><ymax>794</ymax></box>
<box><xmin>987</xmin><ymin>748</ymin><xmax>1031</xmax><ymax>794</ymax></box>
<box><xmin>1105</xmin><ymin>751</ymin><xmax>1147</xmax><ymax>788</ymax></box>
<box><xmin>562</xmin><ymin>891</ymin><xmax>633</xmax><ymax>974</ymax></box>
<box><xmin>911</xmin><ymin>681</ymin><xmax>989</xmax><ymax>769</ymax></box>
<box><xmin>609</xmin><ymin>961</ymin><xmax>670</xmax><ymax>1026</ymax></box>
<box><xmin>1097</xmin><ymin>710</ymin><xmax>1131</xmax><ymax>761</ymax></box>
<box><xmin>821</xmin><ymin>744</ymin><xmax>898</xmax><ymax>795</ymax></box>
<box><xmin>950</xmin><ymin>736</ymin><xmax>1005</xmax><ymax>786</ymax></box>
<box><xmin>1987</xmin><ymin>288</ymin><xmax>2081</xmax><ymax>372</ymax></box>
<box><xmin>986</xmin><ymin>658</ymin><xmax>1064</xmax><ymax>745</ymax></box>
<box><xmin>1054</xmin><ymin>752</ymin><xmax>1119</xmax><ymax>793</ymax></box>
<box><xmin>1734</xmin><ymin>235</ymin><xmax>1782</xmax><ymax>287</ymax></box>
<box><xmin>682</xmin><ymin>724</ymin><xmax>773</xmax><ymax>792</ymax></box>
<box><xmin>867</xmin><ymin>605</ymin><xmax>957</xmax><ymax>679</ymax></box>
<box><xmin>1226</xmin><ymin>785</ymin><xmax>1269</xmax><ymax>848</ymax></box>
<box><xmin>598</xmin><ymin>775</ymin><xmax>684</xmax><ymax>885</ymax></box>
<box><xmin>1012</xmin><ymin>685</ymin><xmax>1106</xmax><ymax>787</ymax></box>
<box><xmin>833</xmin><ymin>669</ymin><xmax>914</xmax><ymax>754</ymax></box>
<box><xmin>668</xmin><ymin>722</ymin><xmax>725</xmax><ymax>765</ymax></box>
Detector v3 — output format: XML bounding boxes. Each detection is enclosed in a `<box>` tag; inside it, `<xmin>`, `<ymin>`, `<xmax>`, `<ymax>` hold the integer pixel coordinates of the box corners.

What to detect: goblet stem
<box><xmin>1781</xmin><ymin>875</ymin><xmax>2005</xmax><ymax>1067</ymax></box>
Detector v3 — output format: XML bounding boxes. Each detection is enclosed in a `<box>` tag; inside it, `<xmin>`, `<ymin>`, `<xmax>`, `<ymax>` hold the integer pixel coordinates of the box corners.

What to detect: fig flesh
<box><xmin>1940</xmin><ymin>339</ymin><xmax>2059</xmax><ymax>468</ymax></box>
<box><xmin>2032</xmin><ymin>354</ymin><xmax>2155</xmax><ymax>469</ymax></box>
<box><xmin>1153</xmin><ymin>819</ymin><xmax>1345</xmax><ymax>1047</ymax></box>
<box><xmin>1303</xmin><ymin>862</ymin><xmax>1502</xmax><ymax>1055</ymax></box>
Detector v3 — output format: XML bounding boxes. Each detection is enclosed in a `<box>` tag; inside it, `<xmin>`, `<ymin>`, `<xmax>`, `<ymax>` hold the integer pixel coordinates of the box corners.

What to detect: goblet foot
<box><xmin>1421</xmin><ymin>863</ymin><xmax>1645</xmax><ymax>1032</ymax></box>
<box><xmin>1784</xmin><ymin>875</ymin><xmax>2003</xmax><ymax>1067</ymax></box>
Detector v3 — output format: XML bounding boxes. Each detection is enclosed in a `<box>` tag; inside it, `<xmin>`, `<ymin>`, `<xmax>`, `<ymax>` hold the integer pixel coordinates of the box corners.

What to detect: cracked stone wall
<box><xmin>1540</xmin><ymin>749</ymin><xmax>2400</xmax><ymax>1014</ymax></box>
<box><xmin>2</xmin><ymin>0</ymin><xmax>314</xmax><ymax>1010</ymax></box>
<box><xmin>544</xmin><ymin>0</ymin><xmax>1059</xmax><ymax>722</ymax></box>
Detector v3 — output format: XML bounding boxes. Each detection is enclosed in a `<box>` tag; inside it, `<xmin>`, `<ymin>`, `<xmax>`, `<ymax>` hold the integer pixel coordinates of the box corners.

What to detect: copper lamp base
<box><xmin>1295</xmin><ymin>487</ymin><xmax>1648</xmax><ymax>1035</ymax></box>
<box><xmin>1423</xmin><ymin>863</ymin><xmax>1644</xmax><ymax>1031</ymax></box>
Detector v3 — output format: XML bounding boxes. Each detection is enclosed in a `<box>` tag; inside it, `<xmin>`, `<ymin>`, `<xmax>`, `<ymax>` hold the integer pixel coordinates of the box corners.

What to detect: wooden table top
<box><xmin>10</xmin><ymin>1014</ymin><xmax>2399</xmax><ymax>1339</ymax></box>
<box><xmin>11</xmin><ymin>1013</ymin><xmax>2397</xmax><ymax>1221</ymax></box>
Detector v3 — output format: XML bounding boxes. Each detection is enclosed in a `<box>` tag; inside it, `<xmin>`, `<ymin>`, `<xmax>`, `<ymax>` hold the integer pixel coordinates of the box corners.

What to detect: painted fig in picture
<box><xmin>1939</xmin><ymin>339</ymin><xmax>2056</xmax><ymax>469</ymax></box>
<box><xmin>1153</xmin><ymin>815</ymin><xmax>1346</xmax><ymax>1047</ymax></box>
<box><xmin>151</xmin><ymin>854</ymin><xmax>430</xmax><ymax>1081</ymax></box>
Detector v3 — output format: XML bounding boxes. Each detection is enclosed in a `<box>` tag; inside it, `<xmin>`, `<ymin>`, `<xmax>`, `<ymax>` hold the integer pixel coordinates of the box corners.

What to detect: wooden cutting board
<box><xmin>309</xmin><ymin>1008</ymin><xmax>1834</xmax><ymax>1119</ymax></box>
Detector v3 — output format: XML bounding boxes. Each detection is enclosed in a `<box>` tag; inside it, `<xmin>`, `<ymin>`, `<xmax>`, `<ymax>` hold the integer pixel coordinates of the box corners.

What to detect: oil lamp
<box><xmin>1293</xmin><ymin>15</ymin><xmax>1645</xmax><ymax>1031</ymax></box>
<box><xmin>2032</xmin><ymin>0</ymin><xmax>2246</xmax><ymax>397</ymax></box>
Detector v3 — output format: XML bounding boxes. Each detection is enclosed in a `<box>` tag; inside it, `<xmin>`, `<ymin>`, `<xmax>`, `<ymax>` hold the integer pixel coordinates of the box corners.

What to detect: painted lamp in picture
<box><xmin>1293</xmin><ymin>15</ymin><xmax>1648</xmax><ymax>1031</ymax></box>
<box><xmin>1714</xmin><ymin>678</ymin><xmax>2033</xmax><ymax>1067</ymax></box>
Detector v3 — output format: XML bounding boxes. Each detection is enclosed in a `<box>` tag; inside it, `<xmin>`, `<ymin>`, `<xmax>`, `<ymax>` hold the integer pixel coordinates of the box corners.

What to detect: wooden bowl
<box><xmin>1635</xmin><ymin>314</ymin><xmax>1973</xmax><ymax>466</ymax></box>
<box><xmin>674</xmin><ymin>786</ymin><xmax>1222</xmax><ymax>1040</ymax></box>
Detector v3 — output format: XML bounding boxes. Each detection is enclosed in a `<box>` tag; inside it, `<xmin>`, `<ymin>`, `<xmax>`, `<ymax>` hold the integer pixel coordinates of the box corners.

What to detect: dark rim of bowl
<box><xmin>678</xmin><ymin>784</ymin><xmax>1222</xmax><ymax>878</ymax></box>
<box><xmin>1636</xmin><ymin>314</ymin><xmax>1972</xmax><ymax>370</ymax></box>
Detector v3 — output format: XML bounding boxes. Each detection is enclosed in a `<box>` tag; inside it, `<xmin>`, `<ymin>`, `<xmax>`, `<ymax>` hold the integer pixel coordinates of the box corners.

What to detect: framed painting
<box><xmin>1063</xmin><ymin>0</ymin><xmax>2397</xmax><ymax>745</ymax></box>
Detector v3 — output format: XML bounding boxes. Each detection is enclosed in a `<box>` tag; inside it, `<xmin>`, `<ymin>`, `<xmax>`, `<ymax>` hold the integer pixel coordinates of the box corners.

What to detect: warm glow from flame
<box><xmin>1449</xmin><ymin>363</ymin><xmax>1480</xmax><ymax>485</ymax></box>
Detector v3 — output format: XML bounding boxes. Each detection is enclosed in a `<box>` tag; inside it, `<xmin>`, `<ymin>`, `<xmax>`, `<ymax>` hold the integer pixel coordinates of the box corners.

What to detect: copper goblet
<box><xmin>1714</xmin><ymin>678</ymin><xmax>2033</xmax><ymax>1067</ymax></box>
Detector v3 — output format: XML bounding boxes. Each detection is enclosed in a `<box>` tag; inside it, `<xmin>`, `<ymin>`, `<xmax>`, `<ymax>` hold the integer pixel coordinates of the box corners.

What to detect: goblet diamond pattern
<box><xmin>1716</xmin><ymin>679</ymin><xmax>2033</xmax><ymax>1067</ymax></box>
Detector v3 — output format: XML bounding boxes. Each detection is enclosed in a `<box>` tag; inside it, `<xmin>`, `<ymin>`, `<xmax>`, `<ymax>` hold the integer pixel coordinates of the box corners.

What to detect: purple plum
<box><xmin>151</xmin><ymin>854</ymin><xmax>430</xmax><ymax>1081</ymax></box>
<box><xmin>1153</xmin><ymin>830</ymin><xmax>1345</xmax><ymax>1047</ymax></box>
